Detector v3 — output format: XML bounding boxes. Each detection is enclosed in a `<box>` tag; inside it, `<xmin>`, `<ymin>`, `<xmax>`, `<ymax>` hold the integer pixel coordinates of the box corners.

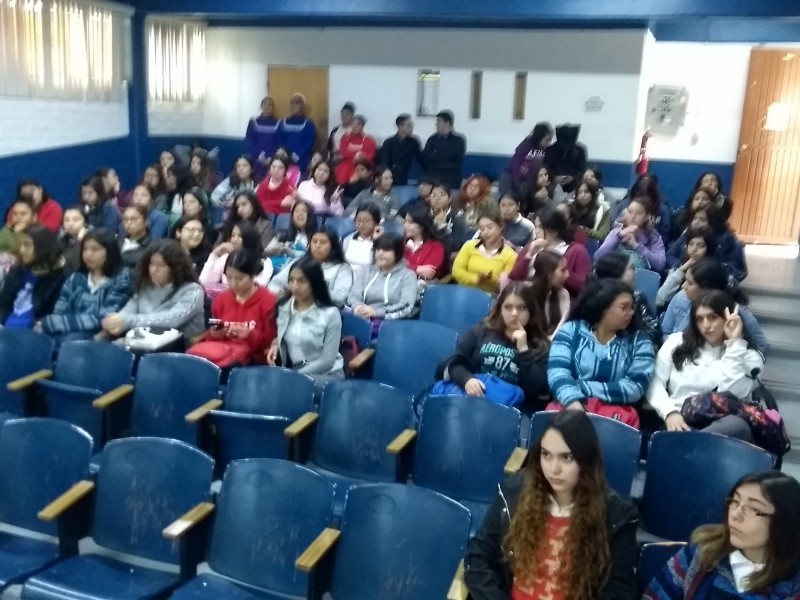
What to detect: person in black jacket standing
<box><xmin>380</xmin><ymin>113</ymin><xmax>424</xmax><ymax>186</ymax></box>
<box><xmin>464</xmin><ymin>410</ymin><xmax>639</xmax><ymax>600</ymax></box>
<box><xmin>422</xmin><ymin>110</ymin><xmax>466</xmax><ymax>191</ymax></box>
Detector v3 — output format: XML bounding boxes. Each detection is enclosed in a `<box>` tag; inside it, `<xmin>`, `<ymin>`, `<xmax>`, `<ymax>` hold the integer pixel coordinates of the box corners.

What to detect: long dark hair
<box><xmin>21</xmin><ymin>226</ymin><xmax>63</xmax><ymax>273</ymax></box>
<box><xmin>78</xmin><ymin>175</ymin><xmax>107</xmax><ymax>210</ymax></box>
<box><xmin>681</xmin><ymin>226</ymin><xmax>717</xmax><ymax>263</ymax></box>
<box><xmin>234</xmin><ymin>220</ymin><xmax>264</xmax><ymax>257</ymax></box>
<box><xmin>692</xmin><ymin>471</ymin><xmax>800</xmax><ymax>592</ymax></box>
<box><xmin>132</xmin><ymin>239</ymin><xmax>197</xmax><ymax>293</ymax></box>
<box><xmin>570</xmin><ymin>278</ymin><xmax>636</xmax><ymax>333</ymax></box>
<box><xmin>310</xmin><ymin>227</ymin><xmax>345</xmax><ymax>264</ymax></box>
<box><xmin>484</xmin><ymin>281</ymin><xmax>549</xmax><ymax>358</ymax></box>
<box><xmin>692</xmin><ymin>171</ymin><xmax>724</xmax><ymax>198</ymax></box>
<box><xmin>538</xmin><ymin>205</ymin><xmax>573</xmax><ymax>244</ymax></box>
<box><xmin>280</xmin><ymin>256</ymin><xmax>334</xmax><ymax>308</ymax></box>
<box><xmin>688</xmin><ymin>258</ymin><xmax>749</xmax><ymax>305</ymax></box>
<box><xmin>283</xmin><ymin>200</ymin><xmax>317</xmax><ymax>243</ymax></box>
<box><xmin>229</xmin><ymin>155</ymin><xmax>259</xmax><ymax>187</ymax></box>
<box><xmin>529</xmin><ymin>122</ymin><xmax>553</xmax><ymax>148</ymax></box>
<box><xmin>220</xmin><ymin>190</ymin><xmax>267</xmax><ymax>243</ymax></box>
<box><xmin>79</xmin><ymin>228</ymin><xmax>123</xmax><ymax>277</ymax></box>
<box><xmin>505</xmin><ymin>411</ymin><xmax>611</xmax><ymax>600</ymax></box>
<box><xmin>628</xmin><ymin>174</ymin><xmax>663</xmax><ymax>216</ymax></box>
<box><xmin>310</xmin><ymin>161</ymin><xmax>339</xmax><ymax>205</ymax></box>
<box><xmin>573</xmin><ymin>179</ymin><xmax>600</xmax><ymax>229</ymax></box>
<box><xmin>224</xmin><ymin>249</ymin><xmax>262</xmax><ymax>278</ymax></box>
<box><xmin>529</xmin><ymin>250</ymin><xmax>565</xmax><ymax>336</ymax></box>
<box><xmin>405</xmin><ymin>203</ymin><xmax>441</xmax><ymax>243</ymax></box>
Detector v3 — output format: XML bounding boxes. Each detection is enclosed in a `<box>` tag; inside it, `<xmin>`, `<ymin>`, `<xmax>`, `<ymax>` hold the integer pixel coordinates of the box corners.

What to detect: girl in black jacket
<box><xmin>464</xmin><ymin>410</ymin><xmax>639</xmax><ymax>600</ymax></box>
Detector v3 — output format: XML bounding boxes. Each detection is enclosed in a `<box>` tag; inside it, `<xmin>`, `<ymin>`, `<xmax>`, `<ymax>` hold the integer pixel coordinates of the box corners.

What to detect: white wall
<box><xmin>0</xmin><ymin>96</ymin><xmax>129</xmax><ymax>158</ymax></box>
<box><xmin>200</xmin><ymin>27</ymin><xmax>648</xmax><ymax>162</ymax></box>
<box><xmin>148</xmin><ymin>102</ymin><xmax>204</xmax><ymax>136</ymax></box>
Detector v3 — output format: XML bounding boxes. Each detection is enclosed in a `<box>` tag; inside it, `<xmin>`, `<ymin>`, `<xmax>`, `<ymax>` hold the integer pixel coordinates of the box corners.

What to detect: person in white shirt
<box><xmin>647</xmin><ymin>289</ymin><xmax>764</xmax><ymax>441</ymax></box>
<box><xmin>342</xmin><ymin>202</ymin><xmax>382</xmax><ymax>277</ymax></box>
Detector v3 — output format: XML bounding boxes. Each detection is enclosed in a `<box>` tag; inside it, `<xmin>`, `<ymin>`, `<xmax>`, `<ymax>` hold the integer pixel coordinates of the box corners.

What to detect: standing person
<box><xmin>245</xmin><ymin>96</ymin><xmax>281</xmax><ymax>178</ymax></box>
<box><xmin>381</xmin><ymin>113</ymin><xmax>424</xmax><ymax>186</ymax></box>
<box><xmin>501</xmin><ymin>121</ymin><xmax>553</xmax><ymax>195</ymax></box>
<box><xmin>465</xmin><ymin>410</ymin><xmax>639</xmax><ymax>599</ymax></box>
<box><xmin>334</xmin><ymin>114</ymin><xmax>377</xmax><ymax>186</ymax></box>
<box><xmin>422</xmin><ymin>110</ymin><xmax>466</xmax><ymax>191</ymax></box>
<box><xmin>452</xmin><ymin>209</ymin><xmax>518</xmax><ymax>294</ymax></box>
<box><xmin>279</xmin><ymin>93</ymin><xmax>317</xmax><ymax>172</ymax></box>
<box><xmin>13</xmin><ymin>179</ymin><xmax>62</xmax><ymax>232</ymax></box>
<box><xmin>326</xmin><ymin>101</ymin><xmax>355</xmax><ymax>164</ymax></box>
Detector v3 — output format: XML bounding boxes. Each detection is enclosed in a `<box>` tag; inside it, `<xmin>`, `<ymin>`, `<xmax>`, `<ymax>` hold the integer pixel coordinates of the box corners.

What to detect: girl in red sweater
<box><xmin>193</xmin><ymin>250</ymin><xmax>277</xmax><ymax>365</ymax></box>
<box><xmin>12</xmin><ymin>179</ymin><xmax>62</xmax><ymax>233</ymax></box>
<box><xmin>403</xmin><ymin>204</ymin><xmax>446</xmax><ymax>280</ymax></box>
<box><xmin>255</xmin><ymin>156</ymin><xmax>296</xmax><ymax>215</ymax></box>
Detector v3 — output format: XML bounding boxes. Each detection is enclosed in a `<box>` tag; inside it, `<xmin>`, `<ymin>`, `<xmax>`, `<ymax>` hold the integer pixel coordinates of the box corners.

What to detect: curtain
<box><xmin>147</xmin><ymin>19</ymin><xmax>205</xmax><ymax>103</ymax></box>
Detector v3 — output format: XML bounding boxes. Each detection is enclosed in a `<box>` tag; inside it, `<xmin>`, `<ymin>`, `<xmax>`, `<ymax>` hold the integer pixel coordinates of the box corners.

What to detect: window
<box><xmin>469</xmin><ymin>70</ymin><xmax>482</xmax><ymax>119</ymax></box>
<box><xmin>417</xmin><ymin>69</ymin><xmax>440</xmax><ymax>117</ymax></box>
<box><xmin>513</xmin><ymin>72</ymin><xmax>527</xmax><ymax>120</ymax></box>
<box><xmin>0</xmin><ymin>0</ymin><xmax>129</xmax><ymax>100</ymax></box>
<box><xmin>147</xmin><ymin>19</ymin><xmax>206</xmax><ymax>103</ymax></box>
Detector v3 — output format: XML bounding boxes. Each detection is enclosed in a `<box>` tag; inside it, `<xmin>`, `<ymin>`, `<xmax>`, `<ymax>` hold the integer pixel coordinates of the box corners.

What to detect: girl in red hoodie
<box><xmin>403</xmin><ymin>203</ymin><xmax>446</xmax><ymax>280</ymax></box>
<box><xmin>12</xmin><ymin>179</ymin><xmax>62</xmax><ymax>233</ymax></box>
<box><xmin>193</xmin><ymin>250</ymin><xmax>277</xmax><ymax>365</ymax></box>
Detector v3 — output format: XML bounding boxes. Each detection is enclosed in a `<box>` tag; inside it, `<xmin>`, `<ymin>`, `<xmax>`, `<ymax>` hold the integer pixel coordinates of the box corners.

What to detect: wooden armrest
<box><xmin>7</xmin><ymin>369</ymin><xmax>53</xmax><ymax>392</ymax></box>
<box><xmin>447</xmin><ymin>560</ymin><xmax>468</xmax><ymax>600</ymax></box>
<box><xmin>162</xmin><ymin>502</ymin><xmax>215</xmax><ymax>540</ymax></box>
<box><xmin>387</xmin><ymin>428</ymin><xmax>417</xmax><ymax>455</ymax></box>
<box><xmin>38</xmin><ymin>480</ymin><xmax>95</xmax><ymax>521</ymax></box>
<box><xmin>185</xmin><ymin>399</ymin><xmax>223</xmax><ymax>423</ymax></box>
<box><xmin>348</xmin><ymin>348</ymin><xmax>375</xmax><ymax>371</ymax></box>
<box><xmin>504</xmin><ymin>447</ymin><xmax>528</xmax><ymax>475</ymax></box>
<box><xmin>92</xmin><ymin>383</ymin><xmax>135</xmax><ymax>409</ymax></box>
<box><xmin>295</xmin><ymin>527</ymin><xmax>341</xmax><ymax>572</ymax></box>
<box><xmin>284</xmin><ymin>411</ymin><xmax>319</xmax><ymax>437</ymax></box>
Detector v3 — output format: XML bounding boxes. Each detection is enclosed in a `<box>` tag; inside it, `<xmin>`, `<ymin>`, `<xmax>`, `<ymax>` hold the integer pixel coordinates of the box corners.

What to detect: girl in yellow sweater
<box><xmin>452</xmin><ymin>208</ymin><xmax>517</xmax><ymax>293</ymax></box>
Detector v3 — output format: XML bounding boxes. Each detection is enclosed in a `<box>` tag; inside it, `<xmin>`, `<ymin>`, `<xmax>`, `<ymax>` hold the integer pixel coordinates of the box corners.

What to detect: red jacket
<box><xmin>256</xmin><ymin>179</ymin><xmax>295</xmax><ymax>215</ymax></box>
<box><xmin>335</xmin><ymin>133</ymin><xmax>377</xmax><ymax>186</ymax></box>
<box><xmin>8</xmin><ymin>199</ymin><xmax>62</xmax><ymax>232</ymax></box>
<box><xmin>404</xmin><ymin>239</ymin><xmax>446</xmax><ymax>278</ymax></box>
<box><xmin>508</xmin><ymin>241</ymin><xmax>591</xmax><ymax>299</ymax></box>
<box><xmin>210</xmin><ymin>286</ymin><xmax>277</xmax><ymax>364</ymax></box>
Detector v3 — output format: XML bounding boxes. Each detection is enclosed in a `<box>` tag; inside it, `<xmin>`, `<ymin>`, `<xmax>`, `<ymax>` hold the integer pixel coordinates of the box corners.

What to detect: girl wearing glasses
<box><xmin>644</xmin><ymin>471</ymin><xmax>800</xmax><ymax>598</ymax></box>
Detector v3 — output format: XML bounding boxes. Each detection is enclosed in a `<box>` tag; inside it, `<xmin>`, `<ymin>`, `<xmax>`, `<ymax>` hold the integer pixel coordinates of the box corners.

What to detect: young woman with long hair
<box><xmin>78</xmin><ymin>174</ymin><xmax>120</xmax><ymax>232</ymax></box>
<box><xmin>210</xmin><ymin>155</ymin><xmax>260</xmax><ymax>211</ymax></box>
<box><xmin>657</xmin><ymin>225</ymin><xmax>716</xmax><ymax>309</ymax></box>
<box><xmin>255</xmin><ymin>155</ymin><xmax>296</xmax><ymax>215</ymax></box>
<box><xmin>218</xmin><ymin>190</ymin><xmax>276</xmax><ymax>252</ymax></box>
<box><xmin>345</xmin><ymin>164</ymin><xmax>400</xmax><ymax>221</ymax></box>
<box><xmin>403</xmin><ymin>204</ymin><xmax>446</xmax><ymax>281</ymax></box>
<box><xmin>595</xmin><ymin>195</ymin><xmax>666</xmax><ymax>272</ymax></box>
<box><xmin>670</xmin><ymin>185</ymin><xmax>715</xmax><ymax>241</ymax></box>
<box><xmin>465</xmin><ymin>410</ymin><xmax>639</xmax><ymax>599</ymax></box>
<box><xmin>13</xmin><ymin>179</ymin><xmax>62</xmax><ymax>232</ymax></box>
<box><xmin>452</xmin><ymin>208</ymin><xmax>518</xmax><ymax>294</ymax></box>
<box><xmin>266</xmin><ymin>200</ymin><xmax>317</xmax><ymax>271</ymax></box>
<box><xmin>58</xmin><ymin>206</ymin><xmax>87</xmax><ymax>273</ymax></box>
<box><xmin>342</xmin><ymin>202</ymin><xmax>382</xmax><ymax>277</ymax></box>
<box><xmin>173</xmin><ymin>216</ymin><xmax>211</xmax><ymax>276</ymax></box>
<box><xmin>571</xmin><ymin>178</ymin><xmax>610</xmax><ymax>241</ymax></box>
<box><xmin>456</xmin><ymin>174</ymin><xmax>494</xmax><ymax>230</ymax></box>
<box><xmin>295</xmin><ymin>160</ymin><xmax>345</xmax><ymax>216</ymax></box>
<box><xmin>644</xmin><ymin>471</ymin><xmax>800</xmax><ymax>598</ymax></box>
<box><xmin>528</xmin><ymin>249</ymin><xmax>570</xmax><ymax>338</ymax></box>
<box><xmin>502</xmin><ymin>121</ymin><xmax>553</xmax><ymax>194</ymax></box>
<box><xmin>611</xmin><ymin>174</ymin><xmax>672</xmax><ymax>244</ymax></box>
<box><xmin>200</xmin><ymin>220</ymin><xmax>272</xmax><ymax>297</ymax></box>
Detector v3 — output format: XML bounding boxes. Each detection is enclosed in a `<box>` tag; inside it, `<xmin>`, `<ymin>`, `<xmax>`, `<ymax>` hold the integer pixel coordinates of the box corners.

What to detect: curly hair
<box><xmin>132</xmin><ymin>239</ymin><xmax>197</xmax><ymax>293</ymax></box>
<box><xmin>504</xmin><ymin>411</ymin><xmax>611</xmax><ymax>600</ymax></box>
<box><xmin>457</xmin><ymin>175</ymin><xmax>492</xmax><ymax>211</ymax></box>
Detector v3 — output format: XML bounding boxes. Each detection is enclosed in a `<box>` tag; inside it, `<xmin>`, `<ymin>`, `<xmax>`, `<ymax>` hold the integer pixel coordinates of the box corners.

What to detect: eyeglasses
<box><xmin>182</xmin><ymin>227</ymin><xmax>204</xmax><ymax>234</ymax></box>
<box><xmin>727</xmin><ymin>497</ymin><xmax>773</xmax><ymax>518</ymax></box>
<box><xmin>430</xmin><ymin>192</ymin><xmax>449</xmax><ymax>199</ymax></box>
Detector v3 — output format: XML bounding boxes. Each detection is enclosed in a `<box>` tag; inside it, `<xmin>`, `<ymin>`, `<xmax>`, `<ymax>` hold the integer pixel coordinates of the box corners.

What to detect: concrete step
<box><xmin>762</xmin><ymin>353</ymin><xmax>800</xmax><ymax>389</ymax></box>
<box><xmin>746</xmin><ymin>293</ymin><xmax>800</xmax><ymax>322</ymax></box>
<box><xmin>760</xmin><ymin>321</ymin><xmax>800</xmax><ymax>353</ymax></box>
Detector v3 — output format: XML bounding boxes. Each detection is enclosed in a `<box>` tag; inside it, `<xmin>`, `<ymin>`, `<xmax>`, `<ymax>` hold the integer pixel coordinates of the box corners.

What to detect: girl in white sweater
<box><xmin>647</xmin><ymin>289</ymin><xmax>764</xmax><ymax>441</ymax></box>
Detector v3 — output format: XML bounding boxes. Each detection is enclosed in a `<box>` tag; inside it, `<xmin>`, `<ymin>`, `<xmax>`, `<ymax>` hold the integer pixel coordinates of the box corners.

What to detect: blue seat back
<box><xmin>341</xmin><ymin>311</ymin><xmax>373</xmax><ymax>350</ymax></box>
<box><xmin>92</xmin><ymin>437</ymin><xmax>213</xmax><ymax>564</ymax></box>
<box><xmin>372</xmin><ymin>321</ymin><xmax>458</xmax><ymax>396</ymax></box>
<box><xmin>274</xmin><ymin>213</ymin><xmax>290</xmax><ymax>234</ymax></box>
<box><xmin>419</xmin><ymin>285</ymin><xmax>493</xmax><ymax>335</ymax></box>
<box><xmin>394</xmin><ymin>185</ymin><xmax>418</xmax><ymax>206</ymax></box>
<box><xmin>638</xmin><ymin>542</ymin><xmax>686</xmax><ymax>593</ymax></box>
<box><xmin>224</xmin><ymin>366</ymin><xmax>315</xmax><ymax>420</ymax></box>
<box><xmin>208</xmin><ymin>459</ymin><xmax>334</xmax><ymax>595</ymax></box>
<box><xmin>0</xmin><ymin>418</ymin><xmax>92</xmax><ymax>536</ymax></box>
<box><xmin>210</xmin><ymin>412</ymin><xmax>290</xmax><ymax>472</ymax></box>
<box><xmin>312</xmin><ymin>381</ymin><xmax>413</xmax><ymax>481</ymax></box>
<box><xmin>330</xmin><ymin>484</ymin><xmax>470</xmax><ymax>600</ymax></box>
<box><xmin>131</xmin><ymin>353</ymin><xmax>221</xmax><ymax>444</ymax></box>
<box><xmin>635</xmin><ymin>268</ymin><xmax>660</xmax><ymax>310</ymax></box>
<box><xmin>325</xmin><ymin>216</ymin><xmax>356</xmax><ymax>240</ymax></box>
<box><xmin>586</xmin><ymin>238</ymin><xmax>600</xmax><ymax>258</ymax></box>
<box><xmin>414</xmin><ymin>395</ymin><xmax>521</xmax><ymax>503</ymax></box>
<box><xmin>381</xmin><ymin>219</ymin><xmax>404</xmax><ymax>237</ymax></box>
<box><xmin>0</xmin><ymin>329</ymin><xmax>54</xmax><ymax>416</ymax></box>
<box><xmin>641</xmin><ymin>431</ymin><xmax>774</xmax><ymax>541</ymax></box>
<box><xmin>526</xmin><ymin>411</ymin><xmax>642</xmax><ymax>496</ymax></box>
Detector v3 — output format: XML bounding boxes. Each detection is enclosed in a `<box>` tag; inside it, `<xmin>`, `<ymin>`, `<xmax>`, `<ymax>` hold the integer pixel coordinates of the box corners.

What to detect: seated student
<box><xmin>334</xmin><ymin>114</ymin><xmax>378</xmax><ymax>186</ymax></box>
<box><xmin>430</xmin><ymin>183</ymin><xmax>470</xmax><ymax>255</ymax></box>
<box><xmin>498</xmin><ymin>190</ymin><xmax>535</xmax><ymax>251</ymax></box>
<box><xmin>520</xmin><ymin>165</ymin><xmax>557</xmax><ymax>216</ymax></box>
<box><xmin>269</xmin><ymin>227</ymin><xmax>353</xmax><ymax>309</ymax></box>
<box><xmin>666</xmin><ymin>205</ymin><xmax>711</xmax><ymax>269</ymax></box>
<box><xmin>345</xmin><ymin>165</ymin><xmax>400</xmax><ymax>222</ymax></box>
<box><xmin>255</xmin><ymin>155</ymin><xmax>296</xmax><ymax>215</ymax></box>
<box><xmin>693</xmin><ymin>170</ymin><xmax>732</xmax><ymax>218</ymax></box>
<box><xmin>139</xmin><ymin>163</ymin><xmax>166</xmax><ymax>210</ymax></box>
<box><xmin>194</xmin><ymin>250</ymin><xmax>277</xmax><ymax>366</ymax></box>
<box><xmin>644</xmin><ymin>471</ymin><xmax>800</xmax><ymax>599</ymax></box>
<box><xmin>273</xmin><ymin>147</ymin><xmax>302</xmax><ymax>187</ymax></box>
<box><xmin>661</xmin><ymin>257</ymin><xmax>768</xmax><ymax>354</ymax></box>
<box><xmin>581</xmin><ymin>164</ymin><xmax>615</xmax><ymax>207</ymax></box>
<box><xmin>119</xmin><ymin>205</ymin><xmax>154</xmax><ymax>269</ymax></box>
<box><xmin>101</xmin><ymin>239</ymin><xmax>205</xmax><ymax>341</ymax></box>
<box><xmin>452</xmin><ymin>209</ymin><xmax>518</xmax><ymax>294</ymax></box>
<box><xmin>657</xmin><ymin>226</ymin><xmax>716</xmax><ymax>309</ymax></box>
<box><xmin>0</xmin><ymin>226</ymin><xmax>67</xmax><ymax>329</ymax></box>
<box><xmin>41</xmin><ymin>228</ymin><xmax>131</xmax><ymax>344</ymax></box>
<box><xmin>554</xmin><ymin>201</ymin><xmax>588</xmax><ymax>247</ymax></box>
<box><xmin>14</xmin><ymin>179</ymin><xmax>62</xmax><ymax>233</ymax></box>
<box><xmin>647</xmin><ymin>290</ymin><xmax>763</xmax><ymax>441</ymax></box>
<box><xmin>340</xmin><ymin>157</ymin><xmax>373</xmax><ymax>202</ymax></box>
<box><xmin>611</xmin><ymin>174</ymin><xmax>672</xmax><ymax>245</ymax></box>
<box><xmin>465</xmin><ymin>410</ymin><xmax>639</xmax><ymax>599</ymax></box>
<box><xmin>200</xmin><ymin>221</ymin><xmax>272</xmax><ymax>296</ymax></box>
<box><xmin>78</xmin><ymin>175</ymin><xmax>120</xmax><ymax>233</ymax></box>
<box><xmin>529</xmin><ymin>249</ymin><xmax>570</xmax><ymax>339</ymax></box>
<box><xmin>396</xmin><ymin>174</ymin><xmax>436</xmax><ymax>219</ymax></box>
<box><xmin>346</xmin><ymin>234</ymin><xmax>418</xmax><ymax>328</ymax></box>
<box><xmin>173</xmin><ymin>216</ymin><xmax>211</xmax><ymax>276</ymax></box>
<box><xmin>441</xmin><ymin>281</ymin><xmax>550</xmax><ymax>413</ymax></box>
<box><xmin>58</xmin><ymin>207</ymin><xmax>88</xmax><ymax>273</ymax></box>
<box><xmin>218</xmin><ymin>190</ymin><xmax>276</xmax><ymax>251</ymax></box>
<box><xmin>571</xmin><ymin>178</ymin><xmax>610</xmax><ymax>241</ymax></box>
<box><xmin>455</xmin><ymin>174</ymin><xmax>494</xmax><ymax>230</ymax></box>
<box><xmin>594</xmin><ymin>251</ymin><xmax>661</xmax><ymax>347</ymax></box>
<box><xmin>595</xmin><ymin>195</ymin><xmax>666</xmax><ymax>272</ymax></box>
<box><xmin>342</xmin><ymin>202</ymin><xmax>382</xmax><ymax>277</ymax></box>
<box><xmin>295</xmin><ymin>160</ymin><xmax>345</xmax><ymax>216</ymax></box>
<box><xmin>210</xmin><ymin>155</ymin><xmax>259</xmax><ymax>211</ymax></box>
<box><xmin>266</xmin><ymin>200</ymin><xmax>317</xmax><ymax>272</ymax></box>
<box><xmin>707</xmin><ymin>203</ymin><xmax>748</xmax><ymax>282</ymax></box>
<box><xmin>548</xmin><ymin>279</ymin><xmax>655</xmax><ymax>422</ymax></box>
<box><xmin>267</xmin><ymin>257</ymin><xmax>345</xmax><ymax>387</ymax></box>
<box><xmin>507</xmin><ymin>206</ymin><xmax>592</xmax><ymax>299</ymax></box>
<box><xmin>403</xmin><ymin>204</ymin><xmax>446</xmax><ymax>281</ymax></box>
<box><xmin>96</xmin><ymin>166</ymin><xmax>126</xmax><ymax>211</ymax></box>
<box><xmin>129</xmin><ymin>184</ymin><xmax>169</xmax><ymax>240</ymax></box>
<box><xmin>169</xmin><ymin>187</ymin><xmax>213</xmax><ymax>238</ymax></box>
<box><xmin>0</xmin><ymin>198</ymin><xmax>37</xmax><ymax>273</ymax></box>
<box><xmin>670</xmin><ymin>185</ymin><xmax>714</xmax><ymax>242</ymax></box>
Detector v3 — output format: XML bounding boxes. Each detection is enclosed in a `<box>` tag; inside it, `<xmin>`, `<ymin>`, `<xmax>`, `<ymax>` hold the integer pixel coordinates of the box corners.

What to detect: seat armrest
<box><xmin>387</xmin><ymin>428</ymin><xmax>417</xmax><ymax>455</ymax></box>
<box><xmin>7</xmin><ymin>369</ymin><xmax>53</xmax><ymax>391</ymax></box>
<box><xmin>163</xmin><ymin>502</ymin><xmax>215</xmax><ymax>540</ymax></box>
<box><xmin>38</xmin><ymin>480</ymin><xmax>95</xmax><ymax>521</ymax></box>
<box><xmin>348</xmin><ymin>348</ymin><xmax>375</xmax><ymax>372</ymax></box>
<box><xmin>185</xmin><ymin>399</ymin><xmax>223</xmax><ymax>423</ymax></box>
<box><xmin>447</xmin><ymin>560</ymin><xmax>468</xmax><ymax>600</ymax></box>
<box><xmin>296</xmin><ymin>528</ymin><xmax>341</xmax><ymax>572</ymax></box>
<box><xmin>504</xmin><ymin>447</ymin><xmax>528</xmax><ymax>475</ymax></box>
<box><xmin>92</xmin><ymin>383</ymin><xmax>134</xmax><ymax>409</ymax></box>
<box><xmin>284</xmin><ymin>412</ymin><xmax>319</xmax><ymax>438</ymax></box>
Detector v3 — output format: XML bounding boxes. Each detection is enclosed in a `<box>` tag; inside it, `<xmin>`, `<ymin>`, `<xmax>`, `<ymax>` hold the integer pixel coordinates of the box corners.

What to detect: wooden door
<box><xmin>267</xmin><ymin>66</ymin><xmax>329</xmax><ymax>156</ymax></box>
<box><xmin>730</xmin><ymin>49</ymin><xmax>800</xmax><ymax>244</ymax></box>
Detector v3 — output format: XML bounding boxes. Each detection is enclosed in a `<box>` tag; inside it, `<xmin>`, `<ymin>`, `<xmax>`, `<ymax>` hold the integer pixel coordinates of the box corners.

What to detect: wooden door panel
<box><xmin>267</xmin><ymin>66</ymin><xmax>329</xmax><ymax>156</ymax></box>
